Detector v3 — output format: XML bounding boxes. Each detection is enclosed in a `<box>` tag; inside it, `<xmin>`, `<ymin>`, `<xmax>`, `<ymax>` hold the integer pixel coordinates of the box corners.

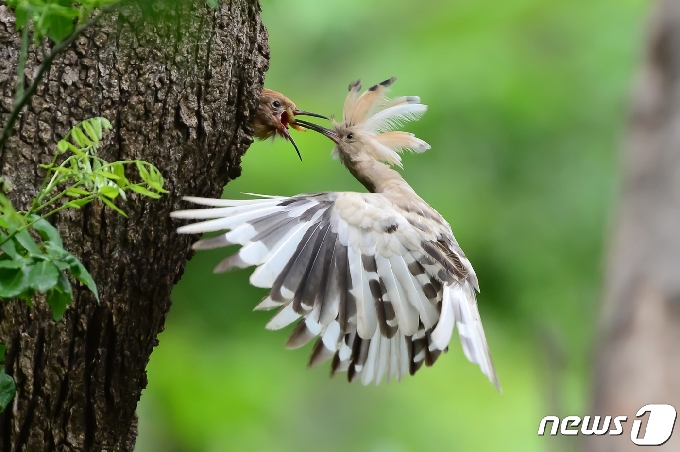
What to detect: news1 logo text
<box><xmin>538</xmin><ymin>404</ymin><xmax>677</xmax><ymax>446</ymax></box>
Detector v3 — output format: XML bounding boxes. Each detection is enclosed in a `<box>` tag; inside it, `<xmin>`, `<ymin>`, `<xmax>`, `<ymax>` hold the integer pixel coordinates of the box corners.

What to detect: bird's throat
<box><xmin>344</xmin><ymin>158</ymin><xmax>413</xmax><ymax>195</ymax></box>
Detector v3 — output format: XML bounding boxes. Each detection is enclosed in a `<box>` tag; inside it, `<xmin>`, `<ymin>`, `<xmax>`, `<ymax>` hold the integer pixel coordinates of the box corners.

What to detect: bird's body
<box><xmin>174</xmin><ymin>78</ymin><xmax>499</xmax><ymax>388</ymax></box>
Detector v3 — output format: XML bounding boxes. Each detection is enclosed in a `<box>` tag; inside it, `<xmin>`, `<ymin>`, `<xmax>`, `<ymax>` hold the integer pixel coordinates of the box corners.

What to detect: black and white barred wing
<box><xmin>171</xmin><ymin>193</ymin><xmax>499</xmax><ymax>389</ymax></box>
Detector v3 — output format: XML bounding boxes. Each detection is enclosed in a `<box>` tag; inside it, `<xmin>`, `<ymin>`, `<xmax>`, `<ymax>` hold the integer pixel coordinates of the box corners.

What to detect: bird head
<box><xmin>253</xmin><ymin>88</ymin><xmax>328</xmax><ymax>161</ymax></box>
<box><xmin>294</xmin><ymin>77</ymin><xmax>430</xmax><ymax>168</ymax></box>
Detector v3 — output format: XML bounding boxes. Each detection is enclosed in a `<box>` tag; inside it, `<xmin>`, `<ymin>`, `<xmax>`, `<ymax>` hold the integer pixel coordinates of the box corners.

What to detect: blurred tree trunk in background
<box><xmin>0</xmin><ymin>1</ymin><xmax>268</xmax><ymax>450</ymax></box>
<box><xmin>585</xmin><ymin>0</ymin><xmax>680</xmax><ymax>450</ymax></box>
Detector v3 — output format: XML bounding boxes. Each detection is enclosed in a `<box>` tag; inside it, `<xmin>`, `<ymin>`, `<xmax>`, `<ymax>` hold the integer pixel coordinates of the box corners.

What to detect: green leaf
<box><xmin>45</xmin><ymin>13</ymin><xmax>76</xmax><ymax>44</ymax></box>
<box><xmin>96</xmin><ymin>171</ymin><xmax>121</xmax><ymax>181</ymax></box>
<box><xmin>92</xmin><ymin>118</ymin><xmax>103</xmax><ymax>140</ymax></box>
<box><xmin>99</xmin><ymin>196</ymin><xmax>127</xmax><ymax>218</ymax></box>
<box><xmin>64</xmin><ymin>198</ymin><xmax>92</xmax><ymax>209</ymax></box>
<box><xmin>56</xmin><ymin>271</ymin><xmax>72</xmax><ymax>297</ymax></box>
<box><xmin>64</xmin><ymin>254</ymin><xmax>98</xmax><ymax>302</ymax></box>
<box><xmin>66</xmin><ymin>187</ymin><xmax>90</xmax><ymax>196</ymax></box>
<box><xmin>71</xmin><ymin>127</ymin><xmax>92</xmax><ymax>148</ymax></box>
<box><xmin>100</xmin><ymin>118</ymin><xmax>112</xmax><ymax>130</ymax></box>
<box><xmin>14</xmin><ymin>5</ymin><xmax>29</xmax><ymax>30</ymax></box>
<box><xmin>82</xmin><ymin>121</ymin><xmax>99</xmax><ymax>144</ymax></box>
<box><xmin>147</xmin><ymin>181</ymin><xmax>168</xmax><ymax>193</ymax></box>
<box><xmin>0</xmin><ymin>259</ymin><xmax>30</xmax><ymax>269</ymax></box>
<box><xmin>112</xmin><ymin>163</ymin><xmax>128</xmax><ymax>188</ymax></box>
<box><xmin>51</xmin><ymin>166</ymin><xmax>73</xmax><ymax>175</ymax></box>
<box><xmin>99</xmin><ymin>185</ymin><xmax>119</xmax><ymax>199</ymax></box>
<box><xmin>2</xmin><ymin>211</ymin><xmax>23</xmax><ymax>229</ymax></box>
<box><xmin>129</xmin><ymin>185</ymin><xmax>161</xmax><ymax>199</ymax></box>
<box><xmin>66</xmin><ymin>186</ymin><xmax>90</xmax><ymax>197</ymax></box>
<box><xmin>46</xmin><ymin>273</ymin><xmax>73</xmax><ymax>321</ymax></box>
<box><xmin>0</xmin><ymin>369</ymin><xmax>16</xmax><ymax>412</ymax></box>
<box><xmin>0</xmin><ymin>267</ymin><xmax>29</xmax><ymax>299</ymax></box>
<box><xmin>57</xmin><ymin>140</ymin><xmax>69</xmax><ymax>153</ymax></box>
<box><xmin>206</xmin><ymin>0</ymin><xmax>219</xmax><ymax>8</ymax></box>
<box><xmin>0</xmin><ymin>237</ymin><xmax>19</xmax><ymax>260</ymax></box>
<box><xmin>65</xmin><ymin>142</ymin><xmax>86</xmax><ymax>158</ymax></box>
<box><xmin>17</xmin><ymin>288</ymin><xmax>34</xmax><ymax>305</ymax></box>
<box><xmin>14</xmin><ymin>229</ymin><xmax>41</xmax><ymax>255</ymax></box>
<box><xmin>0</xmin><ymin>344</ymin><xmax>6</xmax><ymax>362</ymax></box>
<box><xmin>135</xmin><ymin>162</ymin><xmax>151</xmax><ymax>182</ymax></box>
<box><xmin>28</xmin><ymin>216</ymin><xmax>63</xmax><ymax>247</ymax></box>
<box><xmin>52</xmin><ymin>260</ymin><xmax>69</xmax><ymax>271</ymax></box>
<box><xmin>27</xmin><ymin>261</ymin><xmax>59</xmax><ymax>292</ymax></box>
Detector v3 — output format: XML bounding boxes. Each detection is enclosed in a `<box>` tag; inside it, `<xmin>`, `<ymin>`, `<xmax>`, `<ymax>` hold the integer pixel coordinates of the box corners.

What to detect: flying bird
<box><xmin>173</xmin><ymin>78</ymin><xmax>500</xmax><ymax>389</ymax></box>
<box><xmin>253</xmin><ymin>88</ymin><xmax>327</xmax><ymax>161</ymax></box>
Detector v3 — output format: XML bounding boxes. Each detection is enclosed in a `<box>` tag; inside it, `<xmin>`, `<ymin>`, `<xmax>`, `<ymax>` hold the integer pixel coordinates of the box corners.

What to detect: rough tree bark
<box><xmin>585</xmin><ymin>0</ymin><xmax>680</xmax><ymax>450</ymax></box>
<box><xmin>0</xmin><ymin>1</ymin><xmax>268</xmax><ymax>450</ymax></box>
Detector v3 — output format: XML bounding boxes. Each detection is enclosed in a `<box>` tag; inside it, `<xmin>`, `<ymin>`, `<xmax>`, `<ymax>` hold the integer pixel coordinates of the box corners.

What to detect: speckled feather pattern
<box><xmin>173</xmin><ymin>79</ymin><xmax>500</xmax><ymax>389</ymax></box>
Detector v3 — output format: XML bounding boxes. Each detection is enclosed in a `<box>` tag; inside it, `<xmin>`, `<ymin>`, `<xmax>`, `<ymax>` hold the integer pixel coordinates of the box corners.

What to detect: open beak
<box><xmin>279</xmin><ymin>108</ymin><xmax>329</xmax><ymax>161</ymax></box>
<box><xmin>281</xmin><ymin>128</ymin><xmax>303</xmax><ymax>161</ymax></box>
<box><xmin>293</xmin><ymin>119</ymin><xmax>340</xmax><ymax>144</ymax></box>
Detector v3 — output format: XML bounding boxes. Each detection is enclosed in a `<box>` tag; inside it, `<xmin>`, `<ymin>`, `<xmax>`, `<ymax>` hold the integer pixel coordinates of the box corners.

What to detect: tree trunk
<box><xmin>585</xmin><ymin>0</ymin><xmax>680</xmax><ymax>450</ymax></box>
<box><xmin>0</xmin><ymin>1</ymin><xmax>268</xmax><ymax>450</ymax></box>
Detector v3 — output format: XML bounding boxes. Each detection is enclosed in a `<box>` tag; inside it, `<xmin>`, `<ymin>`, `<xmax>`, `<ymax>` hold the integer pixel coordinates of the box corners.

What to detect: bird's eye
<box><xmin>272</xmin><ymin>100</ymin><xmax>281</xmax><ymax>108</ymax></box>
<box><xmin>346</xmin><ymin>133</ymin><xmax>354</xmax><ymax>140</ymax></box>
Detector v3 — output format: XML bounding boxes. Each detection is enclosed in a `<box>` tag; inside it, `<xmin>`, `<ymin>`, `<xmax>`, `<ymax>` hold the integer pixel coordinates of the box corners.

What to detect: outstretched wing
<box><xmin>172</xmin><ymin>193</ymin><xmax>499</xmax><ymax>388</ymax></box>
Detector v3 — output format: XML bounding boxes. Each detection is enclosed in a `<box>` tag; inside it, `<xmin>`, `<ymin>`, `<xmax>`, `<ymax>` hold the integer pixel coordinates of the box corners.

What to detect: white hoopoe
<box><xmin>172</xmin><ymin>78</ymin><xmax>500</xmax><ymax>389</ymax></box>
<box><xmin>253</xmin><ymin>88</ymin><xmax>327</xmax><ymax>161</ymax></box>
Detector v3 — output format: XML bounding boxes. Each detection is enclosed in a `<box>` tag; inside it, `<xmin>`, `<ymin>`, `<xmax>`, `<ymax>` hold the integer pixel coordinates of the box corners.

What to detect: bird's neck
<box><xmin>343</xmin><ymin>158</ymin><xmax>415</xmax><ymax>195</ymax></box>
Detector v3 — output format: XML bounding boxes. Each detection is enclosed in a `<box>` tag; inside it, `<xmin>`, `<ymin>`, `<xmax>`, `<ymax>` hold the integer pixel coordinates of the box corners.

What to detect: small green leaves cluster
<box><xmin>0</xmin><ymin>345</ymin><xmax>15</xmax><ymax>413</ymax></box>
<box><xmin>7</xmin><ymin>0</ymin><xmax>119</xmax><ymax>102</ymax></box>
<box><xmin>0</xmin><ymin>117</ymin><xmax>167</xmax><ymax>322</ymax></box>
<box><xmin>45</xmin><ymin>117</ymin><xmax>169</xmax><ymax>217</ymax></box>
<box><xmin>0</xmin><ymin>197</ymin><xmax>97</xmax><ymax>321</ymax></box>
<box><xmin>8</xmin><ymin>0</ymin><xmax>118</xmax><ymax>44</ymax></box>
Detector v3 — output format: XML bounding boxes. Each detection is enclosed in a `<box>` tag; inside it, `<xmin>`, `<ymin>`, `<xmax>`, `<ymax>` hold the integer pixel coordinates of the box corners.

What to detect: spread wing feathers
<box><xmin>173</xmin><ymin>192</ymin><xmax>498</xmax><ymax>387</ymax></box>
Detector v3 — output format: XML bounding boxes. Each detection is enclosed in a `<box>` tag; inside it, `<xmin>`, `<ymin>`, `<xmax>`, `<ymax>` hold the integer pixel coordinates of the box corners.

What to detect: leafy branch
<box><xmin>0</xmin><ymin>117</ymin><xmax>168</xmax><ymax>321</ymax></box>
<box><xmin>0</xmin><ymin>0</ymin><xmax>119</xmax><ymax>153</ymax></box>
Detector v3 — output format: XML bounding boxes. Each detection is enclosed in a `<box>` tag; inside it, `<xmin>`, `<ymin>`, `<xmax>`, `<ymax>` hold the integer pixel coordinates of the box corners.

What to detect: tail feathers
<box><xmin>316</xmin><ymin>322</ymin><xmax>438</xmax><ymax>385</ymax></box>
<box><xmin>265</xmin><ymin>303</ymin><xmax>300</xmax><ymax>330</ymax></box>
<box><xmin>192</xmin><ymin>233</ymin><xmax>233</xmax><ymax>250</ymax></box>
<box><xmin>254</xmin><ymin>296</ymin><xmax>282</xmax><ymax>311</ymax></box>
<box><xmin>452</xmin><ymin>283</ymin><xmax>501</xmax><ymax>391</ymax></box>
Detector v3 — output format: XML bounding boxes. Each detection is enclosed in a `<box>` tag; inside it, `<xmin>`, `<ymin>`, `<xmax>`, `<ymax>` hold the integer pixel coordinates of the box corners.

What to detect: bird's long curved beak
<box><xmin>281</xmin><ymin>128</ymin><xmax>303</xmax><ymax>161</ymax></box>
<box><xmin>293</xmin><ymin>119</ymin><xmax>340</xmax><ymax>144</ymax></box>
<box><xmin>288</xmin><ymin>109</ymin><xmax>328</xmax><ymax>133</ymax></box>
<box><xmin>280</xmin><ymin>109</ymin><xmax>330</xmax><ymax>161</ymax></box>
<box><xmin>294</xmin><ymin>109</ymin><xmax>328</xmax><ymax>120</ymax></box>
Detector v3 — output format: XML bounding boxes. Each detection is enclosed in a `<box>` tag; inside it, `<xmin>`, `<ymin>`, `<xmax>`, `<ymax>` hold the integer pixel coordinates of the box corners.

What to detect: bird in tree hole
<box><xmin>173</xmin><ymin>77</ymin><xmax>500</xmax><ymax>389</ymax></box>
<box><xmin>252</xmin><ymin>88</ymin><xmax>327</xmax><ymax>161</ymax></box>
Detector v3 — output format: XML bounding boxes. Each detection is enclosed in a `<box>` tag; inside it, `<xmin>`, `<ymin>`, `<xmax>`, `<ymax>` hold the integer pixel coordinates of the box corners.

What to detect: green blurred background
<box><xmin>136</xmin><ymin>0</ymin><xmax>649</xmax><ymax>450</ymax></box>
